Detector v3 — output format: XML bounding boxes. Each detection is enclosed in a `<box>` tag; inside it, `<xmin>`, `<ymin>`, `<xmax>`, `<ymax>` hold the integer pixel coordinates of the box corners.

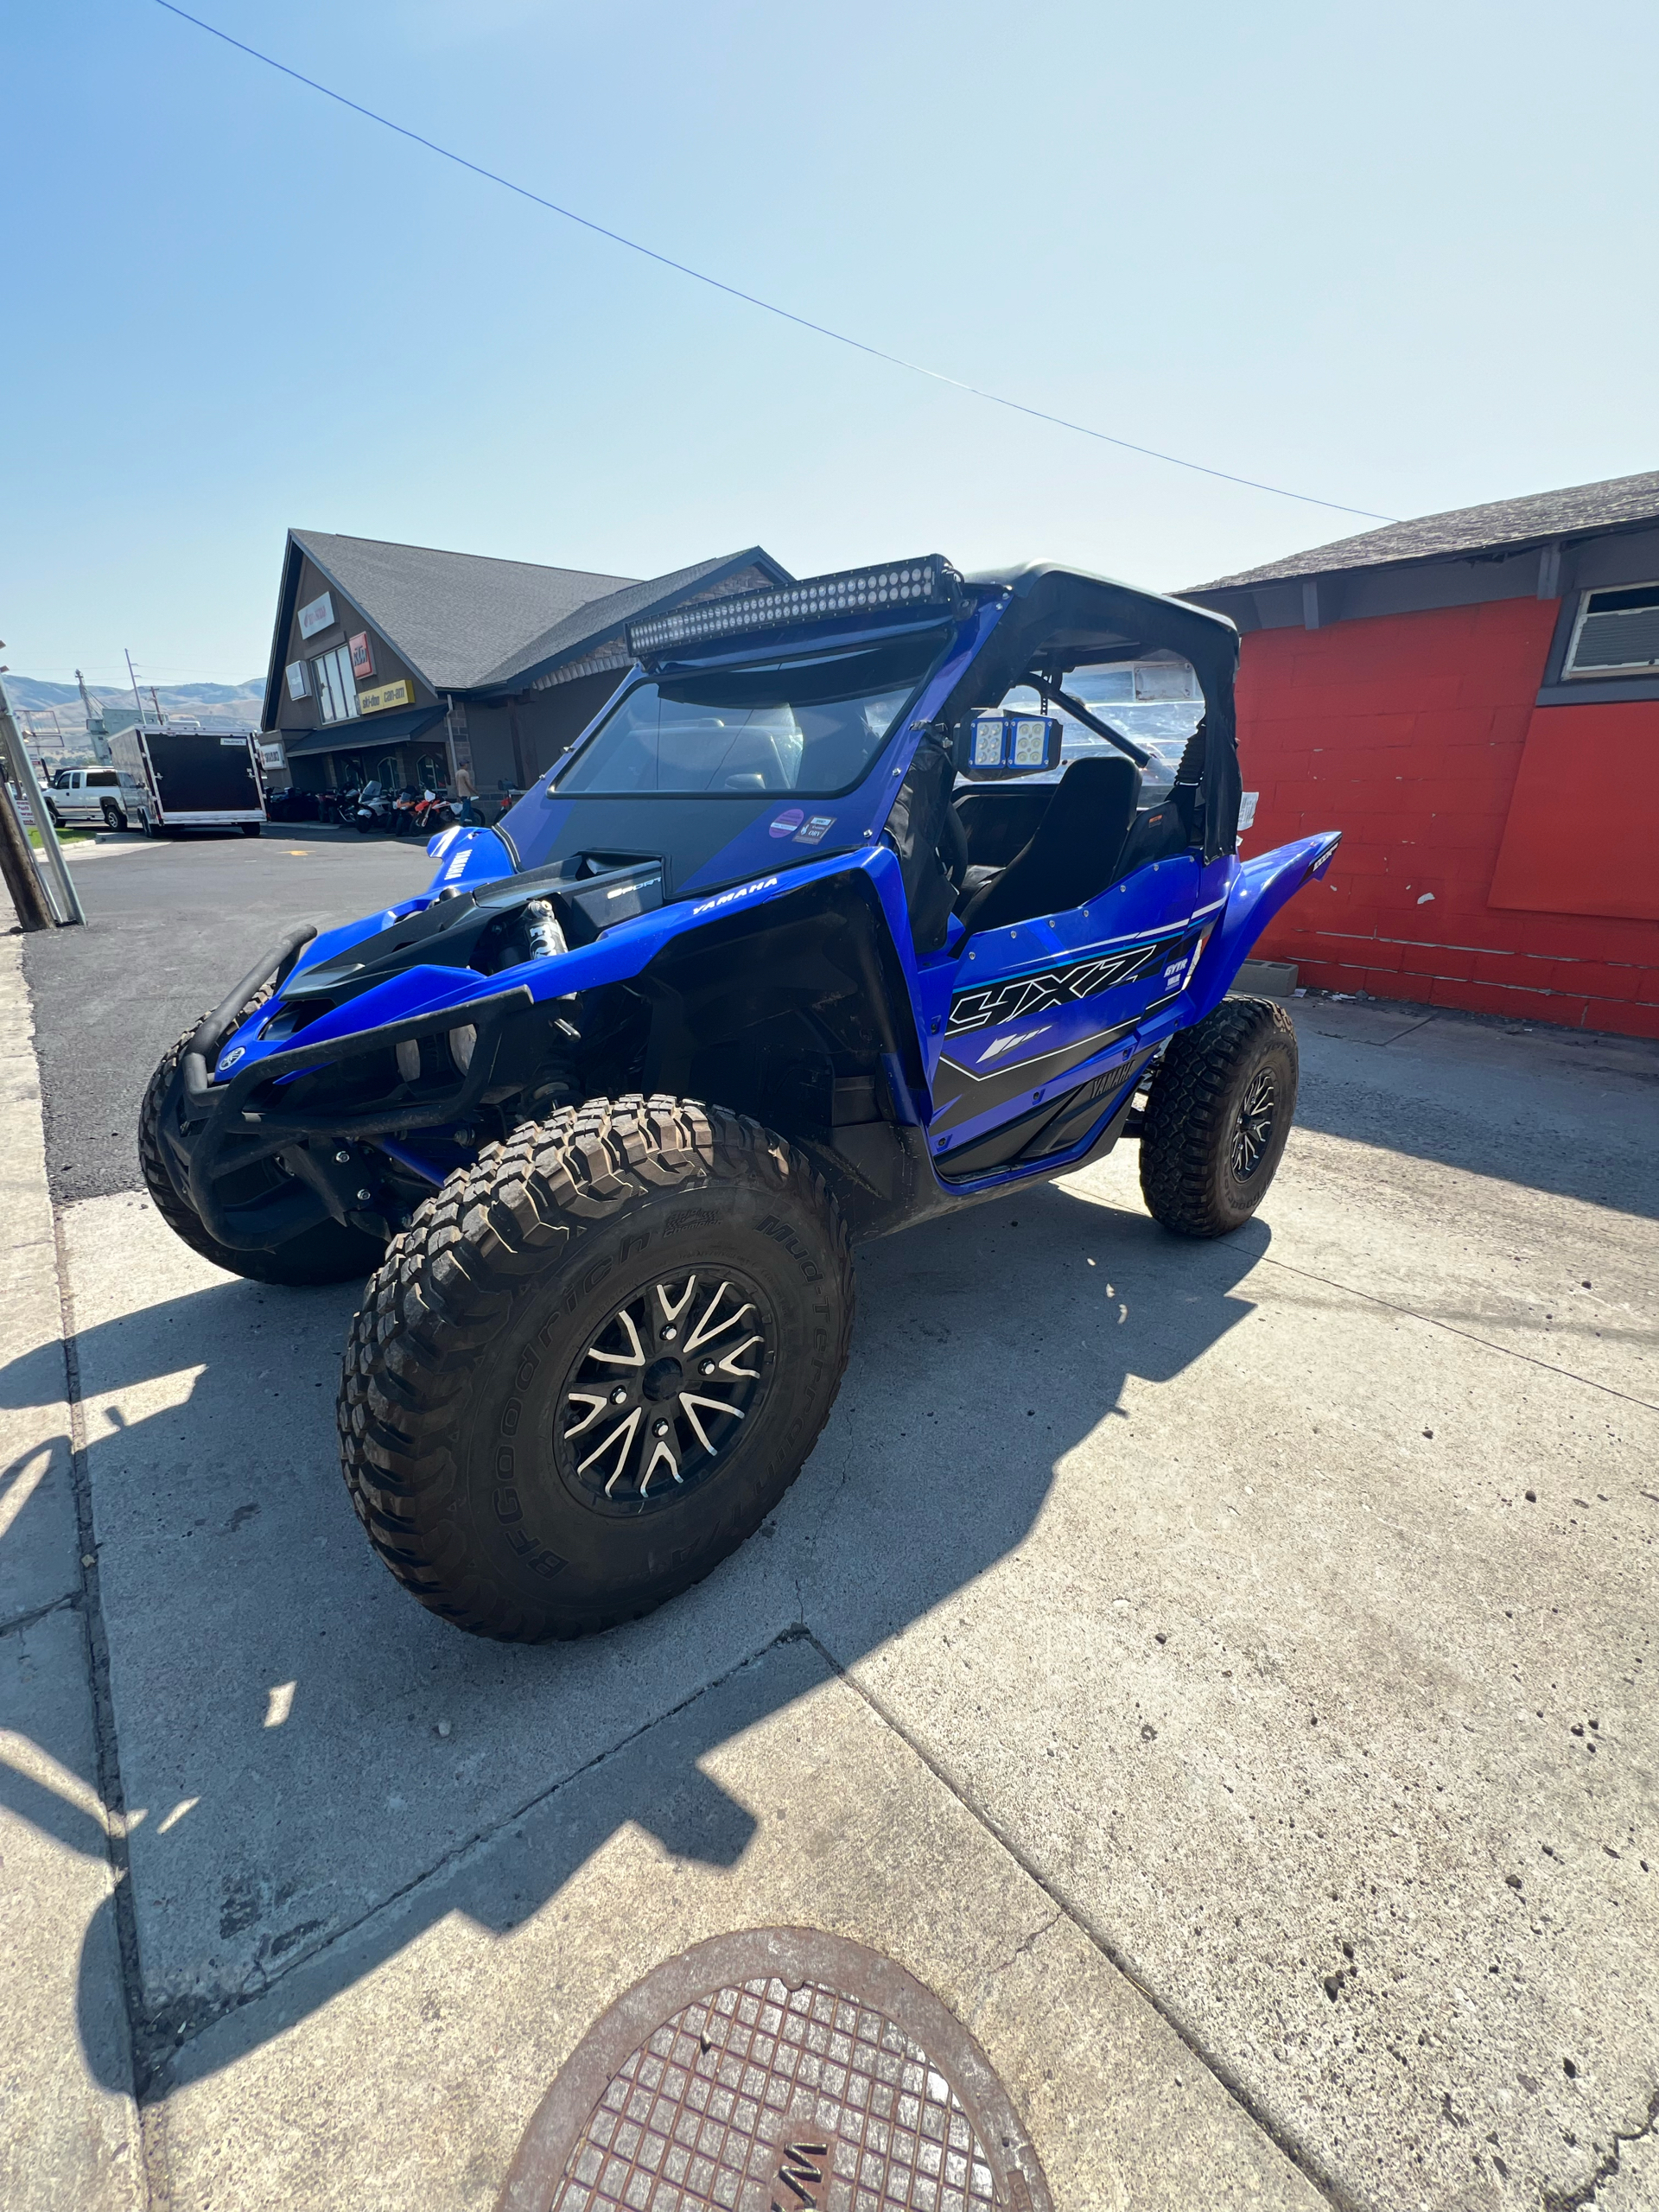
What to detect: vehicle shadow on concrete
<box><xmin>0</xmin><ymin>1179</ymin><xmax>1268</xmax><ymax>2095</ymax></box>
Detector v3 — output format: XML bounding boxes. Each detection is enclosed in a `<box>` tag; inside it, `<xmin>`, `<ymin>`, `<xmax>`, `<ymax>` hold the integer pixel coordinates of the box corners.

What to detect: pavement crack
<box><xmin>1254</xmin><ymin>1252</ymin><xmax>1659</xmax><ymax>1411</ymax></box>
<box><xmin>1541</xmin><ymin>2079</ymin><xmax>1659</xmax><ymax>2212</ymax></box>
<box><xmin>0</xmin><ymin>1589</ymin><xmax>80</xmax><ymax>1640</ymax></box>
<box><xmin>996</xmin><ymin>1907</ymin><xmax>1064</xmax><ymax>1974</ymax></box>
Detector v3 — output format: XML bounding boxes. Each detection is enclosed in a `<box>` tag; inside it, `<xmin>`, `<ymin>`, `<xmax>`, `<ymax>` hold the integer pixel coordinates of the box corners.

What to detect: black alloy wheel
<box><xmin>558</xmin><ymin>1270</ymin><xmax>773</xmax><ymax>1515</ymax></box>
<box><xmin>1230</xmin><ymin>1066</ymin><xmax>1278</xmax><ymax>1180</ymax></box>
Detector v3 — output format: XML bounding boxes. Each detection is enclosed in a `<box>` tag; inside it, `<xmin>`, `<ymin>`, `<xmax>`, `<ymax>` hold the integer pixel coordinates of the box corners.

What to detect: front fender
<box><xmin>1185</xmin><ymin>831</ymin><xmax>1340</xmax><ymax>1022</ymax></box>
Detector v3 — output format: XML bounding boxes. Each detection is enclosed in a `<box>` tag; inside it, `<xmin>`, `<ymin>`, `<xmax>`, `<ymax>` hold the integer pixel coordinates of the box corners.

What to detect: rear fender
<box><xmin>1184</xmin><ymin>831</ymin><xmax>1341</xmax><ymax>1023</ymax></box>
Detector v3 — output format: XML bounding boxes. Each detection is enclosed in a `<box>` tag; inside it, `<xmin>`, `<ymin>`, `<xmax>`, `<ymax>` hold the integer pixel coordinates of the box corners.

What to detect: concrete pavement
<box><xmin>3</xmin><ymin>830</ymin><xmax>1657</xmax><ymax>2209</ymax></box>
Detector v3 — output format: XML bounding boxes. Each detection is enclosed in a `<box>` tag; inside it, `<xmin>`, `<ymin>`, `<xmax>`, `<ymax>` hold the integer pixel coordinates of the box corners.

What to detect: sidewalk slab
<box><xmin>0</xmin><ymin>933</ymin><xmax>141</xmax><ymax>2211</ymax></box>
<box><xmin>0</xmin><ymin>1611</ymin><xmax>143</xmax><ymax>2211</ymax></box>
<box><xmin>0</xmin><ymin>933</ymin><xmax>78</xmax><ymax>1626</ymax></box>
<box><xmin>37</xmin><ymin>992</ymin><xmax>1659</xmax><ymax>2212</ymax></box>
<box><xmin>161</xmin><ymin>1635</ymin><xmax>1322</xmax><ymax>2212</ymax></box>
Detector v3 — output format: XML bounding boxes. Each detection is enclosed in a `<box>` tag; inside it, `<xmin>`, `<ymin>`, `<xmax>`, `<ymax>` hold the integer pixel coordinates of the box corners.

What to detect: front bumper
<box><xmin>157</xmin><ymin>927</ymin><xmax>533</xmax><ymax>1251</ymax></box>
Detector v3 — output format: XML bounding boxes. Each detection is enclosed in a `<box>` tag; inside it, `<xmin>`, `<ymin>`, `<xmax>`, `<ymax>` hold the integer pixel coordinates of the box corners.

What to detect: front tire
<box><xmin>338</xmin><ymin>1095</ymin><xmax>855</xmax><ymax>1641</ymax></box>
<box><xmin>101</xmin><ymin>800</ymin><xmax>127</xmax><ymax>831</ymax></box>
<box><xmin>1139</xmin><ymin>996</ymin><xmax>1299</xmax><ymax>1237</ymax></box>
<box><xmin>240</xmin><ymin>822</ymin><xmax>262</xmax><ymax>838</ymax></box>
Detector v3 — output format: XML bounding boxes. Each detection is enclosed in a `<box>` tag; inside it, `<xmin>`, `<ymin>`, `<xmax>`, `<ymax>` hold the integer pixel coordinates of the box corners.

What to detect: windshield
<box><xmin>556</xmin><ymin>635</ymin><xmax>940</xmax><ymax>798</ymax></box>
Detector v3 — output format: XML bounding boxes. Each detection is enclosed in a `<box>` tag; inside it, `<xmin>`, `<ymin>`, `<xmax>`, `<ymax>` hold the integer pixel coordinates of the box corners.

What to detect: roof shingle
<box><xmin>1190</xmin><ymin>468</ymin><xmax>1659</xmax><ymax>593</ymax></box>
<box><xmin>290</xmin><ymin>530</ymin><xmax>639</xmax><ymax>690</ymax></box>
<box><xmin>478</xmin><ymin>550</ymin><xmax>786</xmax><ymax>689</ymax></box>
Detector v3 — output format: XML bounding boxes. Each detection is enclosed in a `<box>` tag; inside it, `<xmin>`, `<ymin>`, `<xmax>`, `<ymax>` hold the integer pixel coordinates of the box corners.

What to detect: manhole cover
<box><xmin>499</xmin><ymin>1927</ymin><xmax>1052</xmax><ymax>2212</ymax></box>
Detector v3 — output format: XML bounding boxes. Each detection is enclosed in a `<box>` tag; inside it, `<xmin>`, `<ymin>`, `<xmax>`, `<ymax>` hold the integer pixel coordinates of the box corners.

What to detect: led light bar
<box><xmin>626</xmin><ymin>557</ymin><xmax>960</xmax><ymax>657</ymax></box>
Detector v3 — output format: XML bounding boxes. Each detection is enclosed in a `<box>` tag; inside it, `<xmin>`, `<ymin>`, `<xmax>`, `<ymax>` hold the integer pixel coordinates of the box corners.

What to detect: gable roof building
<box><xmin>1180</xmin><ymin>468</ymin><xmax>1659</xmax><ymax>1039</ymax></box>
<box><xmin>1189</xmin><ymin>467</ymin><xmax>1659</xmax><ymax>619</ymax></box>
<box><xmin>262</xmin><ymin>530</ymin><xmax>791</xmax><ymax>800</ymax></box>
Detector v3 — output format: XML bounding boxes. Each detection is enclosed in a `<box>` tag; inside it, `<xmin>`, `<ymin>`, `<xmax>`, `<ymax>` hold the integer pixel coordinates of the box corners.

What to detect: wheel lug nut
<box><xmin>661</xmin><ymin>1325</ymin><xmax>677</xmax><ymax>1340</ymax></box>
<box><xmin>700</xmin><ymin>1360</ymin><xmax>715</xmax><ymax>1376</ymax></box>
<box><xmin>653</xmin><ymin>1420</ymin><xmax>670</xmax><ymax>1437</ymax></box>
<box><xmin>334</xmin><ymin>1148</ymin><xmax>351</xmax><ymax>1164</ymax></box>
<box><xmin>611</xmin><ymin>1387</ymin><xmax>627</xmax><ymax>1405</ymax></box>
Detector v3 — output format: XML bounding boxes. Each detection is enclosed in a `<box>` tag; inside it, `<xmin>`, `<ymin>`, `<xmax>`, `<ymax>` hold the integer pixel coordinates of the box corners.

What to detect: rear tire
<box><xmin>101</xmin><ymin>801</ymin><xmax>127</xmax><ymax>832</ymax></box>
<box><xmin>240</xmin><ymin>823</ymin><xmax>262</xmax><ymax>838</ymax></box>
<box><xmin>338</xmin><ymin>1095</ymin><xmax>855</xmax><ymax>1641</ymax></box>
<box><xmin>138</xmin><ymin>1009</ymin><xmax>385</xmax><ymax>1286</ymax></box>
<box><xmin>1138</xmin><ymin>995</ymin><xmax>1298</xmax><ymax>1237</ymax></box>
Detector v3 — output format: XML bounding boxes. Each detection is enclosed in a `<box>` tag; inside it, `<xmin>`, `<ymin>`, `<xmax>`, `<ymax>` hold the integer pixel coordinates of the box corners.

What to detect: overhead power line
<box><xmin>151</xmin><ymin>0</ymin><xmax>1396</xmax><ymax>524</ymax></box>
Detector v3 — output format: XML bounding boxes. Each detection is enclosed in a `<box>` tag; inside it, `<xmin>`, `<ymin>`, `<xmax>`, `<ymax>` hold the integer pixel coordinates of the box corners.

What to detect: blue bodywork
<box><xmin>186</xmin><ymin>561</ymin><xmax>1338</xmax><ymax>1245</ymax></box>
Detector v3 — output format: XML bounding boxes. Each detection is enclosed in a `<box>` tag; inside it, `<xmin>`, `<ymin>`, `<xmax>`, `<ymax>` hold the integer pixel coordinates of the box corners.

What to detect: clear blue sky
<box><xmin>5</xmin><ymin>0</ymin><xmax>1656</xmax><ymax>686</ymax></box>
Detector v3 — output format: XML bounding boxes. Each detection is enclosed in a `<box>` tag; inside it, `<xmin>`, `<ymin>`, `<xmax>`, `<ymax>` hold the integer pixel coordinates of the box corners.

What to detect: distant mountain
<box><xmin>6</xmin><ymin>677</ymin><xmax>265</xmax><ymax>753</ymax></box>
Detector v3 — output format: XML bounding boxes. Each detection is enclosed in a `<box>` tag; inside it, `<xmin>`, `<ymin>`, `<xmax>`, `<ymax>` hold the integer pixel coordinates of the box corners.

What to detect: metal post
<box><xmin>0</xmin><ymin>754</ymin><xmax>53</xmax><ymax>931</ymax></box>
<box><xmin>0</xmin><ymin>669</ymin><xmax>85</xmax><ymax>926</ymax></box>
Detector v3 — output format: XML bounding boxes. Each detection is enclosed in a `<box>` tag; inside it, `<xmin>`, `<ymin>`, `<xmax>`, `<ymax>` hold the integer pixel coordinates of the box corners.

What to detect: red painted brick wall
<box><xmin>1236</xmin><ymin>599</ymin><xmax>1659</xmax><ymax>1039</ymax></box>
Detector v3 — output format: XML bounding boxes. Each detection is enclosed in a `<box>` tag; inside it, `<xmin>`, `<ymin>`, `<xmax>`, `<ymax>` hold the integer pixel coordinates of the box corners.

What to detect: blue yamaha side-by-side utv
<box><xmin>142</xmin><ymin>560</ymin><xmax>1339</xmax><ymax>1640</ymax></box>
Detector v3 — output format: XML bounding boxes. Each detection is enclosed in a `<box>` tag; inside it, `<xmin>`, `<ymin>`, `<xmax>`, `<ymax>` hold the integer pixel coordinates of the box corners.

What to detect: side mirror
<box><xmin>952</xmin><ymin>710</ymin><xmax>1065</xmax><ymax>780</ymax></box>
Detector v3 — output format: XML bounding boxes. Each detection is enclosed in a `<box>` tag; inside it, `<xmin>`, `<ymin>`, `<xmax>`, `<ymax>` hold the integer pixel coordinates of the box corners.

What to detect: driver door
<box><xmin>925</xmin><ymin>747</ymin><xmax>1207</xmax><ymax>1176</ymax></box>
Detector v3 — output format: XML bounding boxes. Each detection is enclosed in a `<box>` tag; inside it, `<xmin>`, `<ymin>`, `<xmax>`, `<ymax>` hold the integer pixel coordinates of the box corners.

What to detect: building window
<box><xmin>310</xmin><ymin>645</ymin><xmax>360</xmax><ymax>724</ymax></box>
<box><xmin>415</xmin><ymin>751</ymin><xmax>447</xmax><ymax>790</ymax></box>
<box><xmin>1563</xmin><ymin>582</ymin><xmax>1659</xmax><ymax>677</ymax></box>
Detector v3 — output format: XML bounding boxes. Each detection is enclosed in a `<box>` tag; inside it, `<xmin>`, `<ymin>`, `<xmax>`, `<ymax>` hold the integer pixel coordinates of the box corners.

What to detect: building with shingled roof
<box><xmin>1186</xmin><ymin>470</ymin><xmax>1659</xmax><ymax>1039</ymax></box>
<box><xmin>260</xmin><ymin>530</ymin><xmax>791</xmax><ymax>804</ymax></box>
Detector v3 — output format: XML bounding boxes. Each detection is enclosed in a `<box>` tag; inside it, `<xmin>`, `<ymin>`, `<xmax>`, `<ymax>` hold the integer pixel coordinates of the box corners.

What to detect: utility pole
<box><xmin>125</xmin><ymin>648</ymin><xmax>149</xmax><ymax>732</ymax></box>
<box><xmin>77</xmin><ymin>668</ymin><xmax>112</xmax><ymax>765</ymax></box>
<box><xmin>0</xmin><ymin>658</ymin><xmax>84</xmax><ymax>927</ymax></box>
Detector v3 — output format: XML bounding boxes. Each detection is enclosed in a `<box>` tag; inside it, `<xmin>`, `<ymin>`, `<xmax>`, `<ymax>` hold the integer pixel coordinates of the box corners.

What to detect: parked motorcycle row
<box><xmin>346</xmin><ymin>782</ymin><xmax>459</xmax><ymax>836</ymax></box>
<box><xmin>266</xmin><ymin>782</ymin><xmax>476</xmax><ymax>835</ymax></box>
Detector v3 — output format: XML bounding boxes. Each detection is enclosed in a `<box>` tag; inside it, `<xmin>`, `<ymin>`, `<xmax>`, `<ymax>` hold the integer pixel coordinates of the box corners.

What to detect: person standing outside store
<box><xmin>454</xmin><ymin>758</ymin><xmax>483</xmax><ymax>825</ymax></box>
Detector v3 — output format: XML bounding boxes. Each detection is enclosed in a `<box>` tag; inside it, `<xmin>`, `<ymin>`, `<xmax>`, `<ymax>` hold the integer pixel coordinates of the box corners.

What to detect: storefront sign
<box><xmin>285</xmin><ymin>659</ymin><xmax>309</xmax><ymax>700</ymax></box>
<box><xmin>297</xmin><ymin>591</ymin><xmax>335</xmax><ymax>639</ymax></box>
<box><xmin>348</xmin><ymin>631</ymin><xmax>374</xmax><ymax>680</ymax></box>
<box><xmin>257</xmin><ymin>740</ymin><xmax>286</xmax><ymax>772</ymax></box>
<box><xmin>358</xmin><ymin>677</ymin><xmax>413</xmax><ymax>715</ymax></box>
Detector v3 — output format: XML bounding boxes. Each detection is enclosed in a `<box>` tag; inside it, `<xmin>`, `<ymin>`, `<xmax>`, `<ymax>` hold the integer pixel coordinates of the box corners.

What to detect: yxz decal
<box><xmin>946</xmin><ymin>934</ymin><xmax>1187</xmax><ymax>1037</ymax></box>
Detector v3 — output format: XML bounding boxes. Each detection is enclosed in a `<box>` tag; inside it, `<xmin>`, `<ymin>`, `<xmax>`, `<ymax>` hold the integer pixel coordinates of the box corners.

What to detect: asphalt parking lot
<box><xmin>19</xmin><ymin>826</ymin><xmax>431</xmax><ymax>1205</ymax></box>
<box><xmin>3</xmin><ymin>831</ymin><xmax>1657</xmax><ymax>2212</ymax></box>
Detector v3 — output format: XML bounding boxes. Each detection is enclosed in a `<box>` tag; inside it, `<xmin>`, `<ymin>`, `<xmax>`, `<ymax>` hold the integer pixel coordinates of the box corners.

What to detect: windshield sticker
<box><xmin>768</xmin><ymin>808</ymin><xmax>805</xmax><ymax>839</ymax></box>
<box><xmin>794</xmin><ymin>815</ymin><xmax>835</xmax><ymax>844</ymax></box>
<box><xmin>691</xmin><ymin>874</ymin><xmax>779</xmax><ymax>918</ymax></box>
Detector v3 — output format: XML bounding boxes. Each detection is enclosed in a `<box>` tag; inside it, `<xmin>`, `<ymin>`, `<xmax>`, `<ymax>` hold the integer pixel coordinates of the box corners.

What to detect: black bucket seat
<box><xmin>955</xmin><ymin>754</ymin><xmax>1141</xmax><ymax>935</ymax></box>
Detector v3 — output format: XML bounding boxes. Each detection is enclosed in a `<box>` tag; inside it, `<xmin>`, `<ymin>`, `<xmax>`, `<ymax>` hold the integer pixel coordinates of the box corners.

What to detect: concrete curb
<box><xmin>0</xmin><ymin>930</ymin><xmax>145</xmax><ymax>2209</ymax></box>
